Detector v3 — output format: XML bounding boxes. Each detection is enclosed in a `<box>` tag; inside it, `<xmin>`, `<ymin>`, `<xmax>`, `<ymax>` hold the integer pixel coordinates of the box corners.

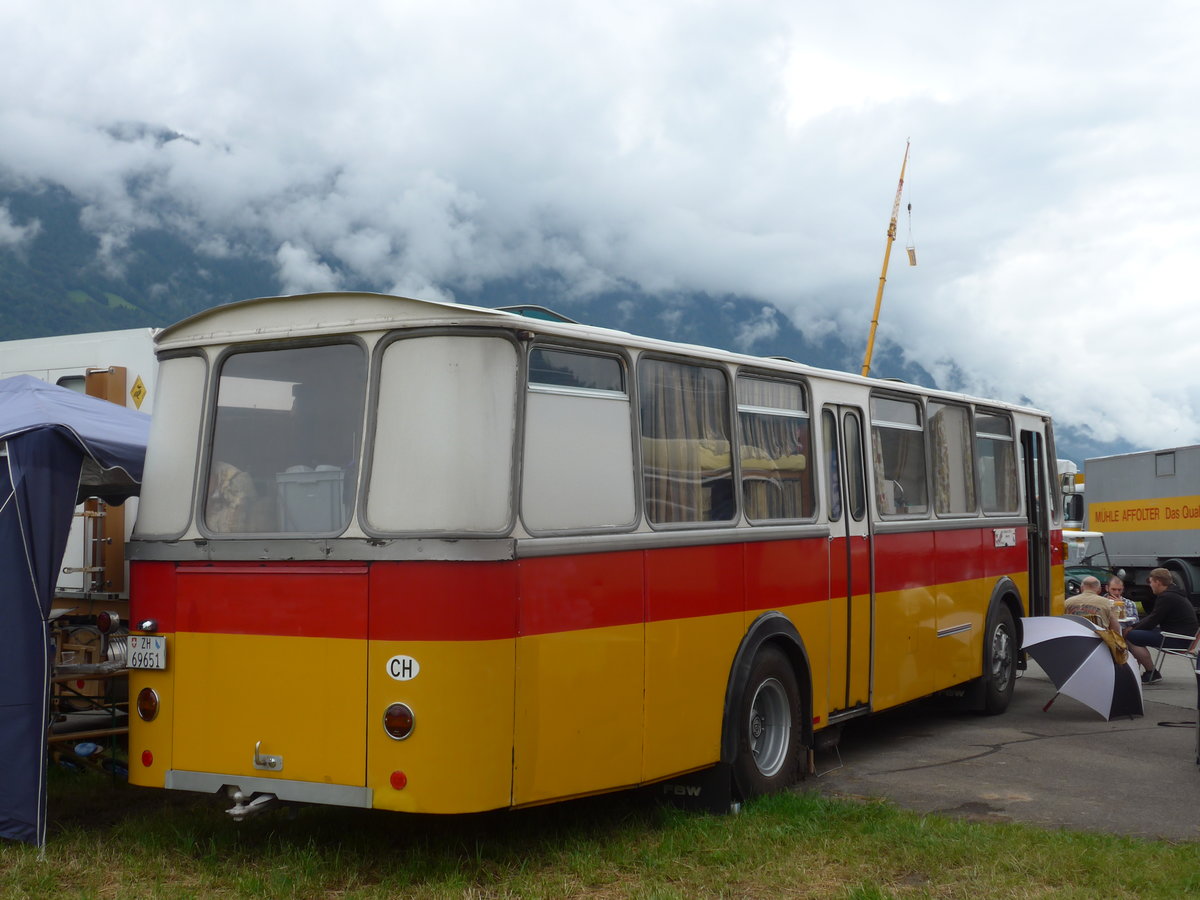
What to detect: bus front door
<box><xmin>822</xmin><ymin>406</ymin><xmax>873</xmax><ymax>719</ymax></box>
<box><xmin>1020</xmin><ymin>428</ymin><xmax>1052</xmax><ymax>617</ymax></box>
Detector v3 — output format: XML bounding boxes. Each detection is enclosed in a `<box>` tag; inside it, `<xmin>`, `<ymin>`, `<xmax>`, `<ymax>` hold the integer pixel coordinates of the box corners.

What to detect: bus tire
<box><xmin>982</xmin><ymin>604</ymin><xmax>1017</xmax><ymax>715</ymax></box>
<box><xmin>732</xmin><ymin>645</ymin><xmax>802</xmax><ymax>798</ymax></box>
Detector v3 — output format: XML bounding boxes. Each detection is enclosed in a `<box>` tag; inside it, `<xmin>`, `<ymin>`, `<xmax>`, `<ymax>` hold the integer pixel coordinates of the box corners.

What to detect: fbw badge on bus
<box><xmin>387</xmin><ymin>655</ymin><xmax>420</xmax><ymax>681</ymax></box>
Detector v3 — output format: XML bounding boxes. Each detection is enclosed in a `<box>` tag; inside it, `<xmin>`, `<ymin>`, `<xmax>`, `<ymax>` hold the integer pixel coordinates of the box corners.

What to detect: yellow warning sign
<box><xmin>130</xmin><ymin>376</ymin><xmax>147</xmax><ymax>409</ymax></box>
<box><xmin>1089</xmin><ymin>496</ymin><xmax>1200</xmax><ymax>532</ymax></box>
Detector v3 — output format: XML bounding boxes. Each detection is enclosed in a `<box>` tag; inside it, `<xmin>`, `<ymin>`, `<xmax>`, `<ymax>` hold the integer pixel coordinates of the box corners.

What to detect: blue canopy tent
<box><xmin>0</xmin><ymin>375</ymin><xmax>150</xmax><ymax>846</ymax></box>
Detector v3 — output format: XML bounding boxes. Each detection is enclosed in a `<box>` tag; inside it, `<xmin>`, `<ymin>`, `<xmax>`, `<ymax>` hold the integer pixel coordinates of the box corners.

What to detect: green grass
<box><xmin>66</xmin><ymin>289</ymin><xmax>95</xmax><ymax>306</ymax></box>
<box><xmin>2</xmin><ymin>767</ymin><xmax>1198</xmax><ymax>898</ymax></box>
<box><xmin>103</xmin><ymin>292</ymin><xmax>138</xmax><ymax>310</ymax></box>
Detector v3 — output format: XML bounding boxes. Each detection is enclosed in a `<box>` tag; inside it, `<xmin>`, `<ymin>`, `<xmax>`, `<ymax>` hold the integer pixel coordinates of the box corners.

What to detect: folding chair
<box><xmin>1152</xmin><ymin>631</ymin><xmax>1200</xmax><ymax>675</ymax></box>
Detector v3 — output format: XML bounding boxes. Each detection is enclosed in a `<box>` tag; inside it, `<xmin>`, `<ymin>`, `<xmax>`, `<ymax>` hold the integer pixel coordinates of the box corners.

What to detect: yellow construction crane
<box><xmin>861</xmin><ymin>141</ymin><xmax>914</xmax><ymax>378</ymax></box>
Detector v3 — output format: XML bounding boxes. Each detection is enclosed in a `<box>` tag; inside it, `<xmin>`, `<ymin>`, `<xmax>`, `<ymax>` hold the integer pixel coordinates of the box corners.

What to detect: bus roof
<box><xmin>156</xmin><ymin>292</ymin><xmax>1050</xmax><ymax>418</ymax></box>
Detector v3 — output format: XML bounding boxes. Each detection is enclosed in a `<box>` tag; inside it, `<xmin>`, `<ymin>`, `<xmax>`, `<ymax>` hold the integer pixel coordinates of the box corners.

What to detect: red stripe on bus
<box><xmin>644</xmin><ymin>543</ymin><xmax>746</xmax><ymax>622</ymax></box>
<box><xmin>934</xmin><ymin>528</ymin><xmax>985</xmax><ymax>585</ymax></box>
<box><xmin>873</xmin><ymin>532</ymin><xmax>936</xmax><ymax>592</ymax></box>
<box><xmin>744</xmin><ymin>539</ymin><xmax>830</xmax><ymax>609</ymax></box>
<box><xmin>175</xmin><ymin>562</ymin><xmax>369</xmax><ymax>639</ymax></box>
<box><xmin>369</xmin><ymin>561</ymin><xmax>519</xmax><ymax>642</ymax></box>
<box><xmin>872</xmin><ymin>527</ymin><xmax>1027</xmax><ymax>594</ymax></box>
<box><xmin>517</xmin><ymin>552</ymin><xmax>643</xmax><ymax>636</ymax></box>
<box><xmin>130</xmin><ymin>561</ymin><xmax>177</xmax><ymax>633</ymax></box>
<box><xmin>136</xmin><ymin>526</ymin><xmax>1036</xmax><ymax>642</ymax></box>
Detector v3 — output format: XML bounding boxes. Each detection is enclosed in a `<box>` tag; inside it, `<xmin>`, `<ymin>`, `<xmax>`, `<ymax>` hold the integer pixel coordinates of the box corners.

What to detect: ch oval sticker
<box><xmin>387</xmin><ymin>655</ymin><xmax>420</xmax><ymax>681</ymax></box>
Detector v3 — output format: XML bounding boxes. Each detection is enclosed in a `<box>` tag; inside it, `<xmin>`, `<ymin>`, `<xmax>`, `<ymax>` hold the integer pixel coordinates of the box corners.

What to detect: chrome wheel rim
<box><xmin>749</xmin><ymin>677</ymin><xmax>791</xmax><ymax>777</ymax></box>
<box><xmin>990</xmin><ymin>624</ymin><xmax>1012</xmax><ymax>685</ymax></box>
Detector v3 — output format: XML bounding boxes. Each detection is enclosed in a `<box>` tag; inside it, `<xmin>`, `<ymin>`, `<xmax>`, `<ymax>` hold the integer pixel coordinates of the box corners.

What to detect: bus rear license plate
<box><xmin>127</xmin><ymin>635</ymin><xmax>166</xmax><ymax>670</ymax></box>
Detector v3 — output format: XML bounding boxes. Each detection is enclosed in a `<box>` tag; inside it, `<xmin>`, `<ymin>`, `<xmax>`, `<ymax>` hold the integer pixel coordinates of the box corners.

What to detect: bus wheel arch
<box><xmin>721</xmin><ymin>613</ymin><xmax>812</xmax><ymax>800</ymax></box>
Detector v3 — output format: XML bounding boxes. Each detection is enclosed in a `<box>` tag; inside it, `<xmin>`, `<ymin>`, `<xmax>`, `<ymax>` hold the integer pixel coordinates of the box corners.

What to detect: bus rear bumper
<box><xmin>165</xmin><ymin>769</ymin><xmax>374</xmax><ymax>810</ymax></box>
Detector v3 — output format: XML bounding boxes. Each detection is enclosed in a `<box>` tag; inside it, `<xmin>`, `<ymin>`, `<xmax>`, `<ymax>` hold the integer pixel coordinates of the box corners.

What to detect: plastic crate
<box><xmin>276</xmin><ymin>467</ymin><xmax>345</xmax><ymax>532</ymax></box>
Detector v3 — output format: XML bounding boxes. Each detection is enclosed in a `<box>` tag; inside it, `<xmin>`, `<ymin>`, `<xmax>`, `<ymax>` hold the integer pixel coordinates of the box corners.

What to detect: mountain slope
<box><xmin>0</xmin><ymin>181</ymin><xmax>1118</xmax><ymax>463</ymax></box>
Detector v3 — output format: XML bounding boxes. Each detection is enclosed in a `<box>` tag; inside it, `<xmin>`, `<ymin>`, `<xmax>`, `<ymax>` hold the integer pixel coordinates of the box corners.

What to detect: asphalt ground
<box><xmin>804</xmin><ymin>654</ymin><xmax>1200</xmax><ymax>841</ymax></box>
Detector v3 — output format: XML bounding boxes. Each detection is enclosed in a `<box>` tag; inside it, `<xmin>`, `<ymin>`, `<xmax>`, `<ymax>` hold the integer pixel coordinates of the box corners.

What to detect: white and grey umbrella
<box><xmin>1021</xmin><ymin>615</ymin><xmax>1143</xmax><ymax>720</ymax></box>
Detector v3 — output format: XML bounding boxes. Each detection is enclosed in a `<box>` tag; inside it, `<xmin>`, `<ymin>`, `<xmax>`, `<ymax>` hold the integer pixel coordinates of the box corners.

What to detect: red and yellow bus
<box><xmin>127</xmin><ymin>292</ymin><xmax>1063</xmax><ymax>816</ymax></box>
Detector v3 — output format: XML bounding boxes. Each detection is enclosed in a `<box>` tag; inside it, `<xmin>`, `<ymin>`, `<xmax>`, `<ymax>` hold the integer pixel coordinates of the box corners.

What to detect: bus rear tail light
<box><xmin>136</xmin><ymin>687</ymin><xmax>160</xmax><ymax>721</ymax></box>
<box><xmin>383</xmin><ymin>703</ymin><xmax>415</xmax><ymax>740</ymax></box>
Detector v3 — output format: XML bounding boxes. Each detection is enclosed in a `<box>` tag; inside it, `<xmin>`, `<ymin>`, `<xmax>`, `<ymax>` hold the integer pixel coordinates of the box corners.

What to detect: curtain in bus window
<box><xmin>822</xmin><ymin>409</ymin><xmax>841</xmax><ymax>521</ymax></box>
<box><xmin>1000</xmin><ymin>444</ymin><xmax>1020</xmax><ymax>510</ymax></box>
<box><xmin>930</xmin><ymin>403</ymin><xmax>977</xmax><ymax>515</ymax></box>
<box><xmin>206</xmin><ymin>343</ymin><xmax>366</xmax><ymax>535</ymax></box>
<box><xmin>975</xmin><ymin>412</ymin><xmax>1020</xmax><ymax>514</ymax></box>
<box><xmin>869</xmin><ymin>397</ymin><xmax>929</xmax><ymax>517</ymax></box>
<box><xmin>736</xmin><ymin>377</ymin><xmax>813</xmax><ymax>521</ymax></box>
<box><xmin>640</xmin><ymin>360</ymin><xmax>733</xmax><ymax>524</ymax></box>
<box><xmin>843</xmin><ymin>412</ymin><xmax>867</xmax><ymax>520</ymax></box>
<box><xmin>871</xmin><ymin>426</ymin><xmax>888</xmax><ymax>514</ymax></box>
<box><xmin>977</xmin><ymin>436</ymin><xmax>1020</xmax><ymax>513</ymax></box>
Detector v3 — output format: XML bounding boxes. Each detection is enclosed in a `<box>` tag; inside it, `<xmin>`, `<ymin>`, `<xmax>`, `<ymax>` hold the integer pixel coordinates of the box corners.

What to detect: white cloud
<box><xmin>275</xmin><ymin>242</ymin><xmax>340</xmax><ymax>294</ymax></box>
<box><xmin>735</xmin><ymin>306</ymin><xmax>781</xmax><ymax>353</ymax></box>
<box><xmin>0</xmin><ymin>203</ymin><xmax>39</xmax><ymax>249</ymax></box>
<box><xmin>1</xmin><ymin>0</ymin><xmax>1199</xmax><ymax>454</ymax></box>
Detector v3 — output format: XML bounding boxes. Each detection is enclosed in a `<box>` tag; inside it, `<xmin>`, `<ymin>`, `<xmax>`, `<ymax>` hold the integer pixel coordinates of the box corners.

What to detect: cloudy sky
<box><xmin>1</xmin><ymin>1</ymin><xmax>1197</xmax><ymax>451</ymax></box>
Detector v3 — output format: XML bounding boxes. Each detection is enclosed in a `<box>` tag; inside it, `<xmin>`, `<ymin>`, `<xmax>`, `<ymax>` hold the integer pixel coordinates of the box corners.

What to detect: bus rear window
<box><xmin>205</xmin><ymin>343</ymin><xmax>366</xmax><ymax>535</ymax></box>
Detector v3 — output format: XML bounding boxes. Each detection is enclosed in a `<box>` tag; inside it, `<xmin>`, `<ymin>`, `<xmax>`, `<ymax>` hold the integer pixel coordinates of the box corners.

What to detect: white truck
<box><xmin>1058</xmin><ymin>459</ymin><xmax>1085</xmax><ymax>531</ymax></box>
<box><xmin>1086</xmin><ymin>445</ymin><xmax>1200</xmax><ymax>607</ymax></box>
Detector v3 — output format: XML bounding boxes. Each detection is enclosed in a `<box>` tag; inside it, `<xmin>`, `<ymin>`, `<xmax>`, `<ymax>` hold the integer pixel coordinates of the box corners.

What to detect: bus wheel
<box><xmin>733</xmin><ymin>646</ymin><xmax>802</xmax><ymax>798</ymax></box>
<box><xmin>982</xmin><ymin>605</ymin><xmax>1016</xmax><ymax>714</ymax></box>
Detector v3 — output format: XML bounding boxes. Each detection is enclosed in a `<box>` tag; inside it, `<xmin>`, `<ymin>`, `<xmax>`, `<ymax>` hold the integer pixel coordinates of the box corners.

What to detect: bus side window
<box><xmin>522</xmin><ymin>347</ymin><xmax>636</xmax><ymax>532</ymax></box>
<box><xmin>929</xmin><ymin>401</ymin><xmax>977</xmax><ymax>515</ymax></box>
<box><xmin>736</xmin><ymin>376</ymin><xmax>814</xmax><ymax>522</ymax></box>
<box><xmin>975</xmin><ymin>410</ymin><xmax>1020</xmax><ymax>514</ymax></box>
<box><xmin>640</xmin><ymin>359</ymin><xmax>734</xmax><ymax>525</ymax></box>
<box><xmin>869</xmin><ymin>395</ymin><xmax>929</xmax><ymax>517</ymax></box>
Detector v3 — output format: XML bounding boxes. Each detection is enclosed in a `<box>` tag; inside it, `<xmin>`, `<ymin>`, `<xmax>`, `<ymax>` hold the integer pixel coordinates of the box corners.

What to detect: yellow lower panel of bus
<box><xmin>1049</xmin><ymin>564</ymin><xmax>1064</xmax><ymax>615</ymax></box>
<box><xmin>643</xmin><ymin>611</ymin><xmax>743</xmax><ymax>783</ymax></box>
<box><xmin>873</xmin><ymin>573</ymin><xmax>1036</xmax><ymax>712</ymax></box>
<box><xmin>871</xmin><ymin>583</ymin><xmax>937</xmax><ymax>711</ymax></box>
<box><xmin>367</xmin><ymin>638</ymin><xmax>515</xmax><ymax>814</ymax></box>
<box><xmin>512</xmin><ymin>623</ymin><xmax>644</xmax><ymax>805</ymax></box>
<box><xmin>171</xmin><ymin>632</ymin><xmax>367</xmax><ymax>787</ymax></box>
<box><xmin>128</xmin><ymin>657</ymin><xmax>175</xmax><ymax>788</ymax></box>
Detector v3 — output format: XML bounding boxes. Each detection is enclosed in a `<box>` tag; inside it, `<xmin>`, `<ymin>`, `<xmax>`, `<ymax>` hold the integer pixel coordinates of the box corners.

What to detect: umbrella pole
<box><xmin>1042</xmin><ymin>693</ymin><xmax>1059</xmax><ymax>712</ymax></box>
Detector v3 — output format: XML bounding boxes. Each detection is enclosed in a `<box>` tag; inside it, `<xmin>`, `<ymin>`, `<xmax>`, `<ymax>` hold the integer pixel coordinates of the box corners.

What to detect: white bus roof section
<box><xmin>154</xmin><ymin>292</ymin><xmax>513</xmax><ymax>350</ymax></box>
<box><xmin>155</xmin><ymin>292</ymin><xmax>1050</xmax><ymax>418</ymax></box>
